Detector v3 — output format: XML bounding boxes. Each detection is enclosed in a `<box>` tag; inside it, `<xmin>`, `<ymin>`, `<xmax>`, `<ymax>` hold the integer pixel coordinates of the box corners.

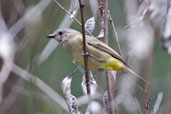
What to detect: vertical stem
<box><xmin>104</xmin><ymin>0</ymin><xmax>115</xmax><ymax>114</ymax></box>
<box><xmin>103</xmin><ymin>1</ymin><xmax>108</xmax><ymax>44</ymax></box>
<box><xmin>78</xmin><ymin>0</ymin><xmax>90</xmax><ymax>94</ymax></box>
<box><xmin>144</xmin><ymin>28</ymin><xmax>154</xmax><ymax>113</ymax></box>
<box><xmin>144</xmin><ymin>46</ymin><xmax>153</xmax><ymax>114</ymax></box>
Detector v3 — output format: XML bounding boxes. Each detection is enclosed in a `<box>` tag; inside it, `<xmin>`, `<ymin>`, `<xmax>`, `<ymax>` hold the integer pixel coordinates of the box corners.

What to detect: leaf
<box><xmin>85</xmin><ymin>17</ymin><xmax>96</xmax><ymax>34</ymax></box>
<box><xmin>61</xmin><ymin>70</ymin><xmax>80</xmax><ymax>114</ymax></box>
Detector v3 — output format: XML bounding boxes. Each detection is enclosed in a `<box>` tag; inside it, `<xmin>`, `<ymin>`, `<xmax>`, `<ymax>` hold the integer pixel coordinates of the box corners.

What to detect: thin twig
<box><xmin>103</xmin><ymin>0</ymin><xmax>115</xmax><ymax>113</ymax></box>
<box><xmin>68</xmin><ymin>67</ymin><xmax>79</xmax><ymax>78</ymax></box>
<box><xmin>109</xmin><ymin>11</ymin><xmax>122</xmax><ymax>57</ymax></box>
<box><xmin>144</xmin><ymin>43</ymin><xmax>153</xmax><ymax>114</ymax></box>
<box><xmin>78</xmin><ymin>0</ymin><xmax>90</xmax><ymax>94</ymax></box>
<box><xmin>54</xmin><ymin>0</ymin><xmax>93</xmax><ymax>36</ymax></box>
<box><xmin>143</xmin><ymin>25</ymin><xmax>154</xmax><ymax>113</ymax></box>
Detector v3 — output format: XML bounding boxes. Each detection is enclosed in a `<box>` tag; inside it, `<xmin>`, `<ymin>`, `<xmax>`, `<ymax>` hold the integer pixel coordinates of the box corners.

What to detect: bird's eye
<box><xmin>58</xmin><ymin>31</ymin><xmax>63</xmax><ymax>36</ymax></box>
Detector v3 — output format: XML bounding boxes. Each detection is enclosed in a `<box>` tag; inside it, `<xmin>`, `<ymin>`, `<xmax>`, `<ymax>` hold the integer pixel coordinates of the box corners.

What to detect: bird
<box><xmin>47</xmin><ymin>28</ymin><xmax>147</xmax><ymax>91</ymax></box>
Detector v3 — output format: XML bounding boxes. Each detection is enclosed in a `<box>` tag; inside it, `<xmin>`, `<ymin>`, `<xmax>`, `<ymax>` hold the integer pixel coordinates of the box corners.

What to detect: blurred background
<box><xmin>0</xmin><ymin>0</ymin><xmax>171</xmax><ymax>114</ymax></box>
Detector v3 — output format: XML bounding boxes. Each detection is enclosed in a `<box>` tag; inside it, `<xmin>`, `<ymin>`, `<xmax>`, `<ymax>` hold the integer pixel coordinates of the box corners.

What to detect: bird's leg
<box><xmin>81</xmin><ymin>51</ymin><xmax>104</xmax><ymax>62</ymax></box>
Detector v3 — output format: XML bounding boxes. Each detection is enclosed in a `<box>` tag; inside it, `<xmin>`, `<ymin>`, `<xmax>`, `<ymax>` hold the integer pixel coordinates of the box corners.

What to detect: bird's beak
<box><xmin>47</xmin><ymin>34</ymin><xmax>55</xmax><ymax>38</ymax></box>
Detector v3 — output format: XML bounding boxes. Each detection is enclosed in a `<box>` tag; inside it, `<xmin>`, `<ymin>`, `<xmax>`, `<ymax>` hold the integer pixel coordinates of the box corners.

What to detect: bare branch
<box><xmin>78</xmin><ymin>0</ymin><xmax>90</xmax><ymax>95</ymax></box>
<box><xmin>109</xmin><ymin>11</ymin><xmax>122</xmax><ymax>57</ymax></box>
<box><xmin>103</xmin><ymin>0</ymin><xmax>115</xmax><ymax>113</ymax></box>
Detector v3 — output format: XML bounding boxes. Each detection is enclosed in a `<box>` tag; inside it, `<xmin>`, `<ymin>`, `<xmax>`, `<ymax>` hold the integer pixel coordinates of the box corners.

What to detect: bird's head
<box><xmin>47</xmin><ymin>28</ymin><xmax>81</xmax><ymax>44</ymax></box>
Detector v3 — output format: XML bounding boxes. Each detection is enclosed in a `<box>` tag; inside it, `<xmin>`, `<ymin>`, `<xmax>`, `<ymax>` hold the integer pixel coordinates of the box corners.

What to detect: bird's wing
<box><xmin>86</xmin><ymin>36</ymin><xmax>128</xmax><ymax>66</ymax></box>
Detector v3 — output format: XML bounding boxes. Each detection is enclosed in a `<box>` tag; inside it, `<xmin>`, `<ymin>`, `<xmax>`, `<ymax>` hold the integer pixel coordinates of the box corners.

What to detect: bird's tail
<box><xmin>125</xmin><ymin>67</ymin><xmax>147</xmax><ymax>92</ymax></box>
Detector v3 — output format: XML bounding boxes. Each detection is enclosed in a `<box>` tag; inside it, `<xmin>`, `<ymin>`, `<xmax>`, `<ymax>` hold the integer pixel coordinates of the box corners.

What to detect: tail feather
<box><xmin>125</xmin><ymin>67</ymin><xmax>147</xmax><ymax>92</ymax></box>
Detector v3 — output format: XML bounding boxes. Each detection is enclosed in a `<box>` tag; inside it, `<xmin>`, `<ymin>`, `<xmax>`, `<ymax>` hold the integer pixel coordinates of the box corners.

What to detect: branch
<box><xmin>109</xmin><ymin>11</ymin><xmax>122</xmax><ymax>57</ymax></box>
<box><xmin>124</xmin><ymin>0</ymin><xmax>154</xmax><ymax>113</ymax></box>
<box><xmin>78</xmin><ymin>0</ymin><xmax>90</xmax><ymax>95</ymax></box>
<box><xmin>103</xmin><ymin>0</ymin><xmax>115</xmax><ymax>113</ymax></box>
<box><xmin>144</xmin><ymin>41</ymin><xmax>153</xmax><ymax>114</ymax></box>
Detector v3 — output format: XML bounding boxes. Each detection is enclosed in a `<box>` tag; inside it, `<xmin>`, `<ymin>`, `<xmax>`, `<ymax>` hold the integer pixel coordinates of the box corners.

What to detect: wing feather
<box><xmin>86</xmin><ymin>35</ymin><xmax>128</xmax><ymax>66</ymax></box>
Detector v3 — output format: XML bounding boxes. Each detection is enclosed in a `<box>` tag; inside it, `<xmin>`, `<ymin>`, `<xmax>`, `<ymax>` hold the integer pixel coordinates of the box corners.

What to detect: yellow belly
<box><xmin>72</xmin><ymin>50</ymin><xmax>125</xmax><ymax>71</ymax></box>
<box><xmin>105</xmin><ymin>58</ymin><xmax>125</xmax><ymax>71</ymax></box>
